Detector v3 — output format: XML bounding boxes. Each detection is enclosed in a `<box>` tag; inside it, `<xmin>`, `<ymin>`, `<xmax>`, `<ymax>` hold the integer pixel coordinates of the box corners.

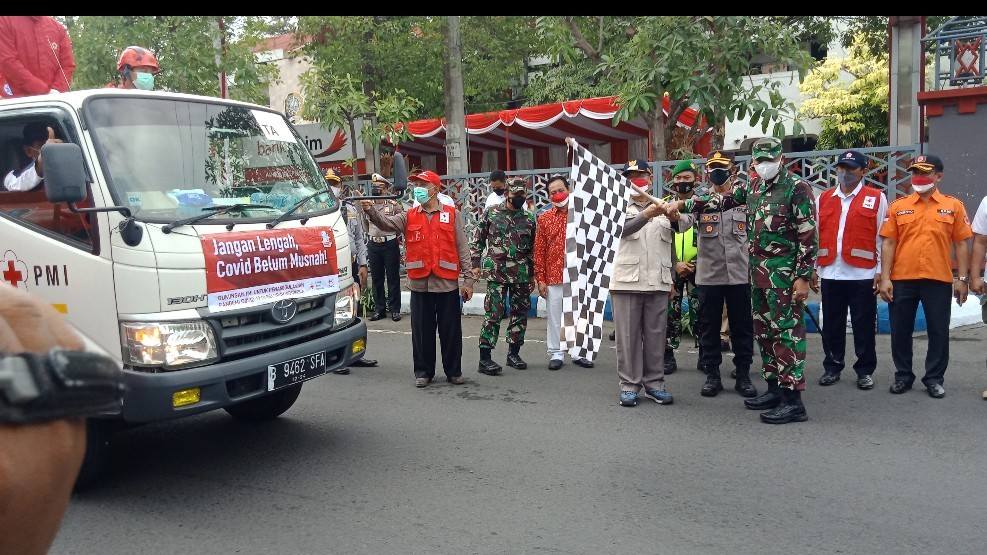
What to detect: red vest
<box><xmin>404</xmin><ymin>204</ymin><xmax>460</xmax><ymax>280</ymax></box>
<box><xmin>817</xmin><ymin>186</ymin><xmax>881</xmax><ymax>269</ymax></box>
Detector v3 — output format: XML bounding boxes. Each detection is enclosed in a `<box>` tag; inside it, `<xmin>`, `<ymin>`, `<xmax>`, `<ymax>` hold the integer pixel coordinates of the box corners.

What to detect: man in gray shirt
<box><xmin>682</xmin><ymin>152</ymin><xmax>756</xmax><ymax>398</ymax></box>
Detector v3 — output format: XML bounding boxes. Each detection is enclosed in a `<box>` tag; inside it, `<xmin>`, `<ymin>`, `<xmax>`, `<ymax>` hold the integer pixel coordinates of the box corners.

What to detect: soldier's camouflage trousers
<box><xmin>480</xmin><ymin>281</ymin><xmax>533</xmax><ymax>350</ymax></box>
<box><xmin>752</xmin><ymin>287</ymin><xmax>806</xmax><ymax>391</ymax></box>
<box><xmin>667</xmin><ymin>275</ymin><xmax>700</xmax><ymax>350</ymax></box>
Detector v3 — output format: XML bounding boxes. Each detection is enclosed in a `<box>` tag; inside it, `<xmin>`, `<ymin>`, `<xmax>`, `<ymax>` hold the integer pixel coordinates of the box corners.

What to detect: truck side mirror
<box><xmin>391</xmin><ymin>152</ymin><xmax>407</xmax><ymax>193</ymax></box>
<box><xmin>41</xmin><ymin>142</ymin><xmax>88</xmax><ymax>204</ymax></box>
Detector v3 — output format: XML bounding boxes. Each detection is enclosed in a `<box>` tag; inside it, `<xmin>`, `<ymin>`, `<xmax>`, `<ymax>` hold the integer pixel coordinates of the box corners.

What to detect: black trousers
<box><xmin>889</xmin><ymin>279</ymin><xmax>952</xmax><ymax>387</ymax></box>
<box><xmin>697</xmin><ymin>284</ymin><xmax>753</xmax><ymax>374</ymax></box>
<box><xmin>410</xmin><ymin>289</ymin><xmax>462</xmax><ymax>379</ymax></box>
<box><xmin>368</xmin><ymin>238</ymin><xmax>402</xmax><ymax>315</ymax></box>
<box><xmin>820</xmin><ymin>278</ymin><xmax>877</xmax><ymax>377</ymax></box>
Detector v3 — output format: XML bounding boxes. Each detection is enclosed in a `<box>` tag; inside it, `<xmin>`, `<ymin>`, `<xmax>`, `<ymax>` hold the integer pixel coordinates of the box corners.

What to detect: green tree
<box><xmin>64</xmin><ymin>16</ymin><xmax>276</xmax><ymax>103</ymax></box>
<box><xmin>536</xmin><ymin>16</ymin><xmax>815</xmax><ymax>160</ymax></box>
<box><xmin>798</xmin><ymin>35</ymin><xmax>890</xmax><ymax>149</ymax></box>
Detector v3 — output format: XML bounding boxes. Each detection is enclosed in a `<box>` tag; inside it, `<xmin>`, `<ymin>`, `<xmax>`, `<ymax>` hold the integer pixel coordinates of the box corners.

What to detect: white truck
<box><xmin>0</xmin><ymin>89</ymin><xmax>368</xmax><ymax>488</ymax></box>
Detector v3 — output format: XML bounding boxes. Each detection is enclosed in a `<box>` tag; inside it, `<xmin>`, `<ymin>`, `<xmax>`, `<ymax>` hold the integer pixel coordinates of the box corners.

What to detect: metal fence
<box><xmin>421</xmin><ymin>144</ymin><xmax>922</xmax><ymax>238</ymax></box>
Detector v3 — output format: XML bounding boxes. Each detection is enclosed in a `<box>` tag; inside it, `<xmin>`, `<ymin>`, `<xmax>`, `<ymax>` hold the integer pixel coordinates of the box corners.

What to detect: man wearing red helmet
<box><xmin>111</xmin><ymin>46</ymin><xmax>160</xmax><ymax>90</ymax></box>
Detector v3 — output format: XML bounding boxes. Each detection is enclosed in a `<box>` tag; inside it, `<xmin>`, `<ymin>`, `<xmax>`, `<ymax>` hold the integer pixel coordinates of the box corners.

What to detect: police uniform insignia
<box><xmin>384</xmin><ymin>206</ymin><xmax>392</xmax><ymax>215</ymax></box>
<box><xmin>862</xmin><ymin>196</ymin><xmax>876</xmax><ymax>209</ymax></box>
<box><xmin>705</xmin><ymin>224</ymin><xmax>714</xmax><ymax>233</ymax></box>
<box><xmin>700</xmin><ymin>214</ymin><xmax>720</xmax><ymax>223</ymax></box>
<box><xmin>737</xmin><ymin>222</ymin><xmax>745</xmax><ymax>232</ymax></box>
<box><xmin>439</xmin><ymin>211</ymin><xmax>450</xmax><ymax>223</ymax></box>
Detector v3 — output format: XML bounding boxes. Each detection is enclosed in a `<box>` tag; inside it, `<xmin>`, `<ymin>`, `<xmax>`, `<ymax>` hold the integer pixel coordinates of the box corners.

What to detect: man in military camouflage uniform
<box><xmin>664</xmin><ymin>160</ymin><xmax>702</xmax><ymax>375</ymax></box>
<box><xmin>326</xmin><ymin>169</ymin><xmax>376</xmax><ymax>371</ymax></box>
<box><xmin>472</xmin><ymin>177</ymin><xmax>538</xmax><ymax>375</ymax></box>
<box><xmin>674</xmin><ymin>137</ymin><xmax>817</xmax><ymax>424</ymax></box>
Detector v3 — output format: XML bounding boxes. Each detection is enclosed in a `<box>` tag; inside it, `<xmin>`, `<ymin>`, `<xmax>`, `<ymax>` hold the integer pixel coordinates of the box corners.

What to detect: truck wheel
<box><xmin>224</xmin><ymin>383</ymin><xmax>303</xmax><ymax>422</ymax></box>
<box><xmin>74</xmin><ymin>418</ymin><xmax>114</xmax><ymax>491</ymax></box>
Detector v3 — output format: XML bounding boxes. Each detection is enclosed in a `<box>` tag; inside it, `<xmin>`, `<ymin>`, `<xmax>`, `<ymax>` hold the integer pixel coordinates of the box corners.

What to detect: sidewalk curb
<box><xmin>395</xmin><ymin>294</ymin><xmax>981</xmax><ymax>334</ymax></box>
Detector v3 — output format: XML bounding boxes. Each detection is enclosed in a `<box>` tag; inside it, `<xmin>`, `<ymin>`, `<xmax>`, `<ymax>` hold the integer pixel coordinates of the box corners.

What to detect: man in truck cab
<box><xmin>2</xmin><ymin>122</ymin><xmax>61</xmax><ymax>192</ymax></box>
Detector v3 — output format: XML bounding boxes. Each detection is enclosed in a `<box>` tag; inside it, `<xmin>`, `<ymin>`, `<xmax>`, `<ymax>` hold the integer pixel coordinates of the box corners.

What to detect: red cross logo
<box><xmin>3</xmin><ymin>259</ymin><xmax>25</xmax><ymax>288</ymax></box>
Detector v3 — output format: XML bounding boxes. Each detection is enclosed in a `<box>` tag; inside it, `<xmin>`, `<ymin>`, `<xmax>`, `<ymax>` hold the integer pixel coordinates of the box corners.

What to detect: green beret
<box><xmin>670</xmin><ymin>160</ymin><xmax>698</xmax><ymax>178</ymax></box>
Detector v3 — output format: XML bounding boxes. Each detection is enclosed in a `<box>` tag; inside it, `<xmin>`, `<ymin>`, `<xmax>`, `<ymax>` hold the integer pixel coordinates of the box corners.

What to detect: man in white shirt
<box><xmin>483</xmin><ymin>170</ymin><xmax>507</xmax><ymax>211</ymax></box>
<box><xmin>809</xmin><ymin>150</ymin><xmax>888</xmax><ymax>390</ymax></box>
<box><xmin>967</xmin><ymin>195</ymin><xmax>987</xmax><ymax>399</ymax></box>
<box><xmin>3</xmin><ymin>122</ymin><xmax>56</xmax><ymax>192</ymax></box>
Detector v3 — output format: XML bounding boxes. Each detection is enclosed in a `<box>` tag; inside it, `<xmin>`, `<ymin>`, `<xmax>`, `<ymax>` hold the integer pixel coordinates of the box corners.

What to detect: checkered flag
<box><xmin>560</xmin><ymin>139</ymin><xmax>630</xmax><ymax>362</ymax></box>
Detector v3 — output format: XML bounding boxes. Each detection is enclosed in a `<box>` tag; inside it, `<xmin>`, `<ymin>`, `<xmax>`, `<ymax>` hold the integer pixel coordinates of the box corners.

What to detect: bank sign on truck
<box><xmin>0</xmin><ymin>89</ymin><xmax>368</xmax><ymax>489</ymax></box>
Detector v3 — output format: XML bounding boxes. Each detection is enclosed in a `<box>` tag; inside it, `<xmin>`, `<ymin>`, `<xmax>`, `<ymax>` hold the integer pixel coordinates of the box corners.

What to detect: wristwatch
<box><xmin>958</xmin><ymin>276</ymin><xmax>971</xmax><ymax>284</ymax></box>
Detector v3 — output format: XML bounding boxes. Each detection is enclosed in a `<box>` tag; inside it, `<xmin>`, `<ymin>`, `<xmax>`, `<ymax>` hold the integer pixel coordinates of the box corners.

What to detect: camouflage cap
<box><xmin>670</xmin><ymin>159</ymin><xmax>698</xmax><ymax>178</ymax></box>
<box><xmin>508</xmin><ymin>177</ymin><xmax>528</xmax><ymax>194</ymax></box>
<box><xmin>751</xmin><ymin>137</ymin><xmax>783</xmax><ymax>161</ymax></box>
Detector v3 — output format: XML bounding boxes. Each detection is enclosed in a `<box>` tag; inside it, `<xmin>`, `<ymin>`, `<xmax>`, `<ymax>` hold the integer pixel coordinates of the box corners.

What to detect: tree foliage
<box><xmin>63</xmin><ymin>16</ymin><xmax>277</xmax><ymax>103</ymax></box>
<box><xmin>798</xmin><ymin>35</ymin><xmax>891</xmax><ymax>149</ymax></box>
<box><xmin>536</xmin><ymin>16</ymin><xmax>816</xmax><ymax>161</ymax></box>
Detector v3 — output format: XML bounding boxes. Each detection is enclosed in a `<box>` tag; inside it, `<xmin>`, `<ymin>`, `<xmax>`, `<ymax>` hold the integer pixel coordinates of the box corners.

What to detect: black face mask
<box><xmin>509</xmin><ymin>196</ymin><xmax>526</xmax><ymax>209</ymax></box>
<box><xmin>492</xmin><ymin>188</ymin><xmax>506</xmax><ymax>196</ymax></box>
<box><xmin>708</xmin><ymin>168</ymin><xmax>730</xmax><ymax>186</ymax></box>
<box><xmin>672</xmin><ymin>182</ymin><xmax>695</xmax><ymax>194</ymax></box>
<box><xmin>371</xmin><ymin>186</ymin><xmax>384</xmax><ymax>196</ymax></box>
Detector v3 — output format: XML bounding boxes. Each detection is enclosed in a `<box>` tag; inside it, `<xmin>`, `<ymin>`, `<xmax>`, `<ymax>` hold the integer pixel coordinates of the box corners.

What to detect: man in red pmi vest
<box><xmin>809</xmin><ymin>150</ymin><xmax>888</xmax><ymax>391</ymax></box>
<box><xmin>361</xmin><ymin>170</ymin><xmax>476</xmax><ymax>388</ymax></box>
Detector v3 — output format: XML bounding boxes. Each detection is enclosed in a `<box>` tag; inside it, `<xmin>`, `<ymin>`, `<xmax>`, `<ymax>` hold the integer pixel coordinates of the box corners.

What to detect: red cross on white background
<box><xmin>3</xmin><ymin>259</ymin><xmax>25</xmax><ymax>288</ymax></box>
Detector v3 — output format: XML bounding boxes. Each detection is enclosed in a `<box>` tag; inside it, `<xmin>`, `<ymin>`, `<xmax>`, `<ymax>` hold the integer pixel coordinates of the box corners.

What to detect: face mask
<box><xmin>839</xmin><ymin>172</ymin><xmax>862</xmax><ymax>187</ymax></box>
<box><xmin>371</xmin><ymin>186</ymin><xmax>384</xmax><ymax>196</ymax></box>
<box><xmin>133</xmin><ymin>72</ymin><xmax>155</xmax><ymax>91</ymax></box>
<box><xmin>492</xmin><ymin>188</ymin><xmax>506</xmax><ymax>196</ymax></box>
<box><xmin>510</xmin><ymin>195</ymin><xmax>527</xmax><ymax>209</ymax></box>
<box><xmin>550</xmin><ymin>191</ymin><xmax>569</xmax><ymax>207</ymax></box>
<box><xmin>754</xmin><ymin>160</ymin><xmax>781</xmax><ymax>181</ymax></box>
<box><xmin>911</xmin><ymin>175</ymin><xmax>935</xmax><ymax>193</ymax></box>
<box><xmin>708</xmin><ymin>168</ymin><xmax>730</xmax><ymax>186</ymax></box>
<box><xmin>330</xmin><ymin>185</ymin><xmax>341</xmax><ymax>198</ymax></box>
<box><xmin>630</xmin><ymin>177</ymin><xmax>651</xmax><ymax>188</ymax></box>
<box><xmin>413</xmin><ymin>186</ymin><xmax>431</xmax><ymax>204</ymax></box>
<box><xmin>672</xmin><ymin>181</ymin><xmax>695</xmax><ymax>194</ymax></box>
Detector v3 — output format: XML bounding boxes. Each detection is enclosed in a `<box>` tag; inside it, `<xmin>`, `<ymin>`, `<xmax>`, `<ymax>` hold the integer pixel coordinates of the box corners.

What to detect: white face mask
<box><xmin>912</xmin><ymin>184</ymin><xmax>935</xmax><ymax>194</ymax></box>
<box><xmin>552</xmin><ymin>199</ymin><xmax>568</xmax><ymax>208</ymax></box>
<box><xmin>754</xmin><ymin>160</ymin><xmax>781</xmax><ymax>181</ymax></box>
<box><xmin>330</xmin><ymin>185</ymin><xmax>341</xmax><ymax>198</ymax></box>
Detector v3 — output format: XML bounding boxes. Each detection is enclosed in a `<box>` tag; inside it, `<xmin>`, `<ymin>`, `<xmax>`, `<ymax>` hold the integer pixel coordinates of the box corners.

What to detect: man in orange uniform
<box><xmin>361</xmin><ymin>170</ymin><xmax>476</xmax><ymax>388</ymax></box>
<box><xmin>878</xmin><ymin>154</ymin><xmax>972</xmax><ymax>399</ymax></box>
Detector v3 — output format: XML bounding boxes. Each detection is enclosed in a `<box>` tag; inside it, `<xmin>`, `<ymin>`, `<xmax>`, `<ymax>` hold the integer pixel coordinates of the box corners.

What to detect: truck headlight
<box><xmin>333</xmin><ymin>284</ymin><xmax>359</xmax><ymax>330</ymax></box>
<box><xmin>120</xmin><ymin>321</ymin><xmax>219</xmax><ymax>369</ymax></box>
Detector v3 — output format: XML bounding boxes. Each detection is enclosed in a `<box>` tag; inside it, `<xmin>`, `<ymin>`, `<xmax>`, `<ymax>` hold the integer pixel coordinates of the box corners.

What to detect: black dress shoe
<box><xmin>368</xmin><ymin>312</ymin><xmax>385</xmax><ymax>321</ymax></box>
<box><xmin>332</xmin><ymin>368</ymin><xmax>351</xmax><ymax>375</ymax></box>
<box><xmin>818</xmin><ymin>371</ymin><xmax>840</xmax><ymax>386</ymax></box>
<box><xmin>609</xmin><ymin>330</ymin><xmax>616</xmax><ymax>341</ymax></box>
<box><xmin>391</xmin><ymin>313</ymin><xmax>402</xmax><ymax>322</ymax></box>
<box><xmin>734</xmin><ymin>375</ymin><xmax>758</xmax><ymax>398</ymax></box>
<box><xmin>350</xmin><ymin>358</ymin><xmax>378</xmax><ymax>367</ymax></box>
<box><xmin>506</xmin><ymin>353</ymin><xmax>527</xmax><ymax>369</ymax></box>
<box><xmin>548</xmin><ymin>359</ymin><xmax>563</xmax><ymax>371</ymax></box>
<box><xmin>889</xmin><ymin>380</ymin><xmax>912</xmax><ymax>394</ymax></box>
<box><xmin>700</xmin><ymin>375</ymin><xmax>723</xmax><ymax>397</ymax></box>
<box><xmin>926</xmin><ymin>383</ymin><xmax>945</xmax><ymax>398</ymax></box>
<box><xmin>857</xmin><ymin>375</ymin><xmax>875</xmax><ymax>390</ymax></box>
<box><xmin>572</xmin><ymin>358</ymin><xmax>594</xmax><ymax>368</ymax></box>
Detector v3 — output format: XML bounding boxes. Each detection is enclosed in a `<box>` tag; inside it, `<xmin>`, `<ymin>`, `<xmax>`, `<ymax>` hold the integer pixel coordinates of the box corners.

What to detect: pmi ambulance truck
<box><xmin>0</xmin><ymin>89</ymin><xmax>367</xmax><ymax>488</ymax></box>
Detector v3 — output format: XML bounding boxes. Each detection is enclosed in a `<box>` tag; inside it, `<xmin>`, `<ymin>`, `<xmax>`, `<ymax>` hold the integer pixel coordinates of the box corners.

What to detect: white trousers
<box><xmin>546</xmin><ymin>284</ymin><xmax>564</xmax><ymax>359</ymax></box>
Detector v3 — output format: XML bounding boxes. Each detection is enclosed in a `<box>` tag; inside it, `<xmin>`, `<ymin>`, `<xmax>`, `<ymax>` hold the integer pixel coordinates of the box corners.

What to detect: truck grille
<box><xmin>205</xmin><ymin>295</ymin><xmax>335</xmax><ymax>361</ymax></box>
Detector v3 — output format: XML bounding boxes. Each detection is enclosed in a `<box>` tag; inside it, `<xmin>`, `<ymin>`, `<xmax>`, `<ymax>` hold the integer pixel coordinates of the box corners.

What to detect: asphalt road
<box><xmin>51</xmin><ymin>314</ymin><xmax>987</xmax><ymax>555</ymax></box>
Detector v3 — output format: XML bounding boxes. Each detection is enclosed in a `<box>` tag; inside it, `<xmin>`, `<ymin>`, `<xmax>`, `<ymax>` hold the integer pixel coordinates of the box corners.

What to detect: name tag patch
<box><xmin>896</xmin><ymin>209</ymin><xmax>914</xmax><ymax>216</ymax></box>
<box><xmin>937</xmin><ymin>209</ymin><xmax>954</xmax><ymax>216</ymax></box>
<box><xmin>439</xmin><ymin>211</ymin><xmax>450</xmax><ymax>224</ymax></box>
<box><xmin>861</xmin><ymin>195</ymin><xmax>876</xmax><ymax>209</ymax></box>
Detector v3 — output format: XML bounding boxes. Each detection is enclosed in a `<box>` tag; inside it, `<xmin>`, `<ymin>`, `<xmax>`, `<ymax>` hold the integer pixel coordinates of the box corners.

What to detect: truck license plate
<box><xmin>268</xmin><ymin>351</ymin><xmax>327</xmax><ymax>391</ymax></box>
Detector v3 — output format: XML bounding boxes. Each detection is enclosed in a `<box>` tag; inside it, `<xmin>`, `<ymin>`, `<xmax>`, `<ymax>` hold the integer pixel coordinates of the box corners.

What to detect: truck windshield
<box><xmin>83</xmin><ymin>96</ymin><xmax>337</xmax><ymax>223</ymax></box>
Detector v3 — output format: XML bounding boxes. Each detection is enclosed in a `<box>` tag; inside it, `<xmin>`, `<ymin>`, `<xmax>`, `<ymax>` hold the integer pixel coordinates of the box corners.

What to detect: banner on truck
<box><xmin>201</xmin><ymin>227</ymin><xmax>339</xmax><ymax>312</ymax></box>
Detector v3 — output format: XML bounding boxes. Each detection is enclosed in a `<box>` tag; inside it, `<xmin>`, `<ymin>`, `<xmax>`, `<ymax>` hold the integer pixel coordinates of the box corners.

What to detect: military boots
<box><xmin>744</xmin><ymin>378</ymin><xmax>782</xmax><ymax>410</ymax></box>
